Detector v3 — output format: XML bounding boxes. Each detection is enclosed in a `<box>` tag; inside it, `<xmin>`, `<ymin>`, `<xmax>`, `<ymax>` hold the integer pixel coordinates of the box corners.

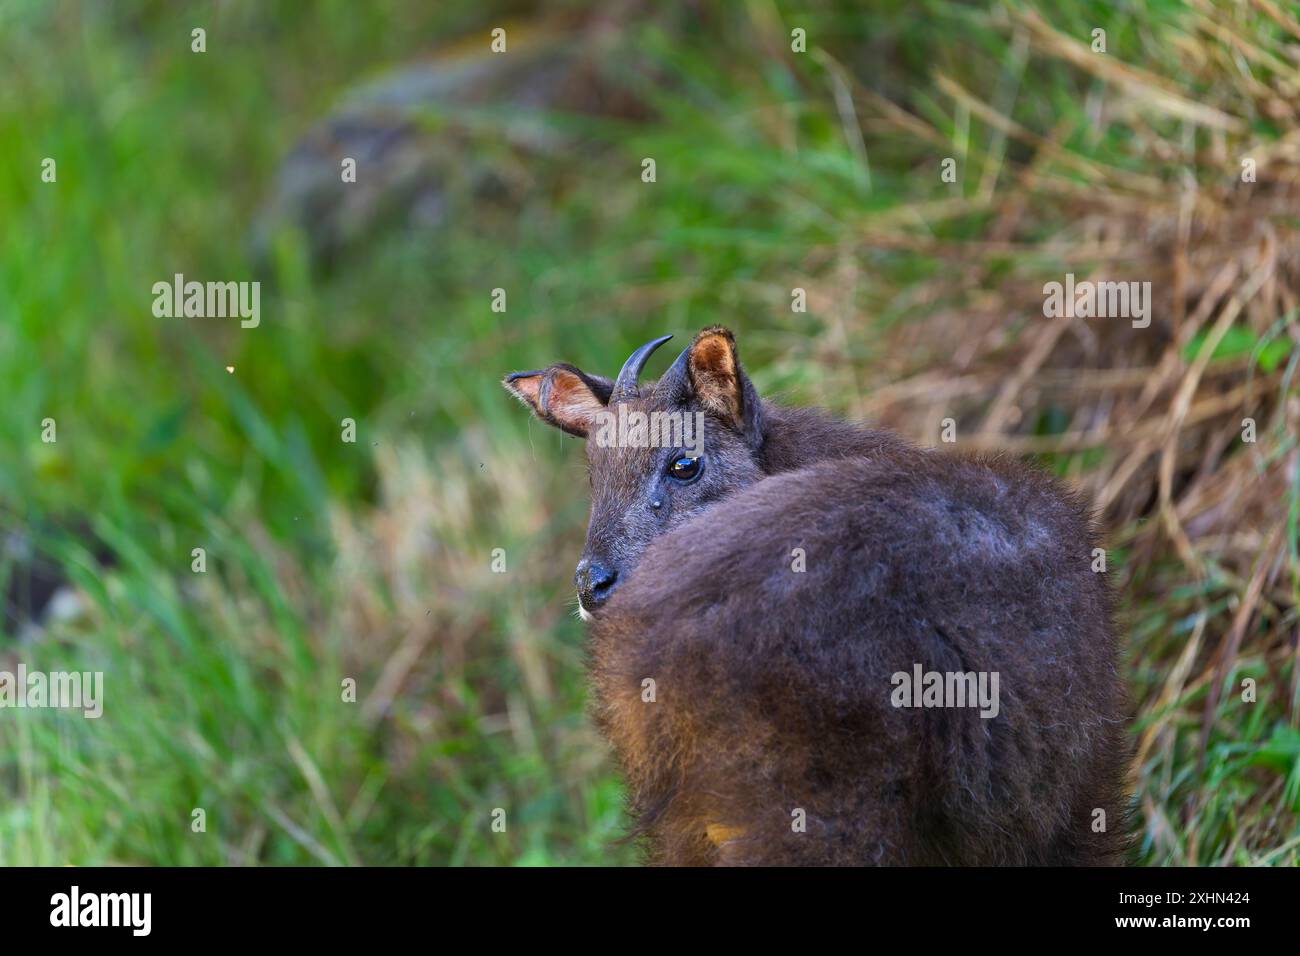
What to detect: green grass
<box><xmin>2</xmin><ymin>0</ymin><xmax>1297</xmax><ymax>864</ymax></box>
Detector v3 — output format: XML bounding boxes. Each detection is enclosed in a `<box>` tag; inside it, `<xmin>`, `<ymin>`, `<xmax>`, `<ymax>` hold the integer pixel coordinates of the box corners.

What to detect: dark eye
<box><xmin>667</xmin><ymin>455</ymin><xmax>702</xmax><ymax>482</ymax></box>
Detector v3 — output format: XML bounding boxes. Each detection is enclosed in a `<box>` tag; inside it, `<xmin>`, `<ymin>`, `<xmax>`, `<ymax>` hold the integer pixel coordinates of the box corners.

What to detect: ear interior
<box><xmin>688</xmin><ymin>326</ymin><xmax>743</xmax><ymax>424</ymax></box>
<box><xmin>503</xmin><ymin>364</ymin><xmax>610</xmax><ymax>437</ymax></box>
<box><xmin>505</xmin><ymin>370</ymin><xmax>544</xmax><ymax>408</ymax></box>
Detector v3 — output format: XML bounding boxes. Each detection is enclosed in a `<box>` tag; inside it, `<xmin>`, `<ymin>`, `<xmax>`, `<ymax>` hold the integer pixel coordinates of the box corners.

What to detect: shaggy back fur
<box><xmin>505</xmin><ymin>327</ymin><xmax>1129</xmax><ymax>865</ymax></box>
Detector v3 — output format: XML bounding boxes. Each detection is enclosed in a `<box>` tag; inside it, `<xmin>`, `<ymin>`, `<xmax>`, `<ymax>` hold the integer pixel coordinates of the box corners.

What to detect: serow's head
<box><xmin>503</xmin><ymin>326</ymin><xmax>765</xmax><ymax>617</ymax></box>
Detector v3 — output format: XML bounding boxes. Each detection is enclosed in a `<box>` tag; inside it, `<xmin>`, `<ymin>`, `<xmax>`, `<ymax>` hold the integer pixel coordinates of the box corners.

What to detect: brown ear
<box><xmin>663</xmin><ymin>325</ymin><xmax>763</xmax><ymax>448</ymax></box>
<box><xmin>503</xmin><ymin>363</ymin><xmax>612</xmax><ymax>437</ymax></box>
<box><xmin>688</xmin><ymin>326</ymin><xmax>744</xmax><ymax>424</ymax></box>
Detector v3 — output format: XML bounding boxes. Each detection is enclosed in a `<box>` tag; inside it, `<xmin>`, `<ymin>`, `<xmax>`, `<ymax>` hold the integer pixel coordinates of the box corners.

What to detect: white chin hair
<box><xmin>578</xmin><ymin>603</ymin><xmax>594</xmax><ymax>623</ymax></box>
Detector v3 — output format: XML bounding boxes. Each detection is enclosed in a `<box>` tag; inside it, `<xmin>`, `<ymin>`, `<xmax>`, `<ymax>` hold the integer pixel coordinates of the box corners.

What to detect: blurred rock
<box><xmin>2</xmin><ymin>523</ymin><xmax>107</xmax><ymax>642</ymax></box>
<box><xmin>252</xmin><ymin>17</ymin><xmax>655</xmax><ymax>273</ymax></box>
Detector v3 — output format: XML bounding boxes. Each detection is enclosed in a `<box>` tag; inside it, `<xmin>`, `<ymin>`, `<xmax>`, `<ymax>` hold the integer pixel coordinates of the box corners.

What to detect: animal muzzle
<box><xmin>574</xmin><ymin>558</ymin><xmax>619</xmax><ymax>612</ymax></box>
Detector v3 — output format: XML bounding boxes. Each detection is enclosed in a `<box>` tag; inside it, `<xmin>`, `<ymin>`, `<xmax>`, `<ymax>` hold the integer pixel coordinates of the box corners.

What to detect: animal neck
<box><xmin>756</xmin><ymin>401</ymin><xmax>919</xmax><ymax>476</ymax></box>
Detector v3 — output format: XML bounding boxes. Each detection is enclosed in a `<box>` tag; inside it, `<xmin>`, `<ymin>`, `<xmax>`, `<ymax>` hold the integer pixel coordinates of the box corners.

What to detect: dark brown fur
<box><xmin>505</xmin><ymin>328</ymin><xmax>1131</xmax><ymax>866</ymax></box>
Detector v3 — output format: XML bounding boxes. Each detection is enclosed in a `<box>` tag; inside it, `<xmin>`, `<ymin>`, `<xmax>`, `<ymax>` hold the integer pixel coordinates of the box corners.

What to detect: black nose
<box><xmin>575</xmin><ymin>560</ymin><xmax>619</xmax><ymax>608</ymax></box>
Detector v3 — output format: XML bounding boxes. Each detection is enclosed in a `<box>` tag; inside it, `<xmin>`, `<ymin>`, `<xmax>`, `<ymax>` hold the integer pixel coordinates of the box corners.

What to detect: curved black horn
<box><xmin>658</xmin><ymin>341</ymin><xmax>692</xmax><ymax>398</ymax></box>
<box><xmin>612</xmin><ymin>334</ymin><xmax>673</xmax><ymax>400</ymax></box>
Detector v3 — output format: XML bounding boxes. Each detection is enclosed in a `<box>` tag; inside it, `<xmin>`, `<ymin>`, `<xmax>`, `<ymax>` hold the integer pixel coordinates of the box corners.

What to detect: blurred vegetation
<box><xmin>1</xmin><ymin>0</ymin><xmax>1298</xmax><ymax>865</ymax></box>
